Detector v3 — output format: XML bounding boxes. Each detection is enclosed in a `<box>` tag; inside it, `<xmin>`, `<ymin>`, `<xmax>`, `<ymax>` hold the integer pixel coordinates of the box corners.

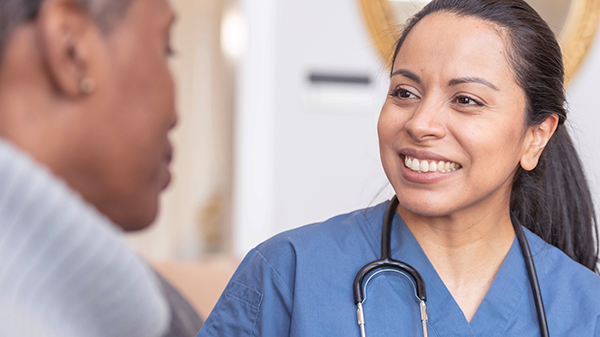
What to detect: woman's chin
<box><xmin>396</xmin><ymin>196</ymin><xmax>456</xmax><ymax>218</ymax></box>
<box><xmin>101</xmin><ymin>195</ymin><xmax>160</xmax><ymax>232</ymax></box>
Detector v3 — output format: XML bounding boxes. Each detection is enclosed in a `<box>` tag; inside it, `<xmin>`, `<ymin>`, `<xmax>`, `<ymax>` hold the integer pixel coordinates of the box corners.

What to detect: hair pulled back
<box><xmin>392</xmin><ymin>0</ymin><xmax>598</xmax><ymax>272</ymax></box>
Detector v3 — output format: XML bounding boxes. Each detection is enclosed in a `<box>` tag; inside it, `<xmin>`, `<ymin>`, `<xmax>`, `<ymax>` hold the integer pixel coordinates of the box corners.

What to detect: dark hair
<box><xmin>0</xmin><ymin>0</ymin><xmax>132</xmax><ymax>55</ymax></box>
<box><xmin>392</xmin><ymin>0</ymin><xmax>598</xmax><ymax>272</ymax></box>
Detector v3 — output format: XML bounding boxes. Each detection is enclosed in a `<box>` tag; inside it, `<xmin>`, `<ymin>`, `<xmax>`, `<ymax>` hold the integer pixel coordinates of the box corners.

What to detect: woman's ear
<box><xmin>520</xmin><ymin>114</ymin><xmax>559</xmax><ymax>171</ymax></box>
<box><xmin>36</xmin><ymin>0</ymin><xmax>101</xmax><ymax>97</ymax></box>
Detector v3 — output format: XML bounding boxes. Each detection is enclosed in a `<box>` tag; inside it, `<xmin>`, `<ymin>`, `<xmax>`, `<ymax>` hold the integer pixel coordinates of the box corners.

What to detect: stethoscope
<box><xmin>353</xmin><ymin>196</ymin><xmax>549</xmax><ymax>337</ymax></box>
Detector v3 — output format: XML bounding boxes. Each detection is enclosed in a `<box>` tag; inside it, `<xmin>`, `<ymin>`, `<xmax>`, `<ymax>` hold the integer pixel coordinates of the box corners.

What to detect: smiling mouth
<box><xmin>403</xmin><ymin>155</ymin><xmax>462</xmax><ymax>173</ymax></box>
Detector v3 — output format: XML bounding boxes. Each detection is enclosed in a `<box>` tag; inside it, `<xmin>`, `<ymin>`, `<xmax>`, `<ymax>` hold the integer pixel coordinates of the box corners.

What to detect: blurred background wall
<box><xmin>128</xmin><ymin>0</ymin><xmax>600</xmax><ymax>262</ymax></box>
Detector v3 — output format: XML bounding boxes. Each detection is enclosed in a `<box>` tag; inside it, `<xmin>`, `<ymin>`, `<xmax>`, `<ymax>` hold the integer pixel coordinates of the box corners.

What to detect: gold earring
<box><xmin>79</xmin><ymin>77</ymin><xmax>96</xmax><ymax>95</ymax></box>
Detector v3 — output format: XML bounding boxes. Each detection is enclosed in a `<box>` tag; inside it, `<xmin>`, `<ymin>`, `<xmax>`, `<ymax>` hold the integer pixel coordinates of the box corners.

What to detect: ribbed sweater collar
<box><xmin>0</xmin><ymin>140</ymin><xmax>169</xmax><ymax>337</ymax></box>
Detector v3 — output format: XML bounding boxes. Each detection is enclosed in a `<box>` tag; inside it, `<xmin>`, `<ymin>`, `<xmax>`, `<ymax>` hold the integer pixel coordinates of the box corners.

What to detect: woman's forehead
<box><xmin>393</xmin><ymin>13</ymin><xmax>514</xmax><ymax>88</ymax></box>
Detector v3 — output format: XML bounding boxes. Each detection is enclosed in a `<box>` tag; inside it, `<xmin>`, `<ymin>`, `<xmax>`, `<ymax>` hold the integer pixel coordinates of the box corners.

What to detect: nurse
<box><xmin>199</xmin><ymin>0</ymin><xmax>600</xmax><ymax>335</ymax></box>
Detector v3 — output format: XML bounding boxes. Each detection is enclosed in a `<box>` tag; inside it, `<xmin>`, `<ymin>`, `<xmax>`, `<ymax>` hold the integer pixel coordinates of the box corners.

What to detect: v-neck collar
<box><xmin>470</xmin><ymin>236</ymin><xmax>527</xmax><ymax>335</ymax></box>
<box><xmin>388</xmin><ymin>212</ymin><xmax>528</xmax><ymax>336</ymax></box>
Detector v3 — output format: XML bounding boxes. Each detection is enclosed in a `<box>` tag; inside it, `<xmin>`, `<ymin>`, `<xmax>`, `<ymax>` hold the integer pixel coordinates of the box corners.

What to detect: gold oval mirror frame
<box><xmin>359</xmin><ymin>0</ymin><xmax>600</xmax><ymax>83</ymax></box>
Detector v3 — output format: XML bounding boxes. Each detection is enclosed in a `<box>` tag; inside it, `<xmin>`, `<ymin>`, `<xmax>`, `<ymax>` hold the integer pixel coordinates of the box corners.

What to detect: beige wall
<box><xmin>128</xmin><ymin>0</ymin><xmax>235</xmax><ymax>260</ymax></box>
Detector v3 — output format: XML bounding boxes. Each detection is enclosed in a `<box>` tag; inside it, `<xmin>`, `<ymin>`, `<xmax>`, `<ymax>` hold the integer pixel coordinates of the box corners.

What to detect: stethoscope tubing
<box><xmin>353</xmin><ymin>196</ymin><xmax>549</xmax><ymax>337</ymax></box>
<box><xmin>512</xmin><ymin>213</ymin><xmax>550</xmax><ymax>336</ymax></box>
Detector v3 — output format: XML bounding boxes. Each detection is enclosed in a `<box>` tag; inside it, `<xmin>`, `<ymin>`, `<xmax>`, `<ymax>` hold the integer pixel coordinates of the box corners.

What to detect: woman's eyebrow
<box><xmin>448</xmin><ymin>77</ymin><xmax>499</xmax><ymax>91</ymax></box>
<box><xmin>391</xmin><ymin>68</ymin><xmax>421</xmax><ymax>84</ymax></box>
<box><xmin>391</xmin><ymin>69</ymin><xmax>499</xmax><ymax>91</ymax></box>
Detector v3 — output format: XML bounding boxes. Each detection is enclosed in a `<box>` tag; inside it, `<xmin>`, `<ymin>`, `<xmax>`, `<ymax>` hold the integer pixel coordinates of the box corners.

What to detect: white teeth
<box><xmin>404</xmin><ymin>156</ymin><xmax>461</xmax><ymax>173</ymax></box>
<box><xmin>438</xmin><ymin>161</ymin><xmax>445</xmax><ymax>173</ymax></box>
<box><xmin>411</xmin><ymin>158</ymin><xmax>420</xmax><ymax>171</ymax></box>
<box><xmin>429</xmin><ymin>162</ymin><xmax>437</xmax><ymax>172</ymax></box>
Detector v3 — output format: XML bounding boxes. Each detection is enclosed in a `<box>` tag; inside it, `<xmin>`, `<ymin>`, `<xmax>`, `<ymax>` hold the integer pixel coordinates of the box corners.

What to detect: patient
<box><xmin>0</xmin><ymin>0</ymin><xmax>201</xmax><ymax>336</ymax></box>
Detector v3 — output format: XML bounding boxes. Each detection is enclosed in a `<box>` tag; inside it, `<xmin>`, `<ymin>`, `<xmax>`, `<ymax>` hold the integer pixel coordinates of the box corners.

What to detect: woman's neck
<box><xmin>398</xmin><ymin>204</ymin><xmax>515</xmax><ymax>323</ymax></box>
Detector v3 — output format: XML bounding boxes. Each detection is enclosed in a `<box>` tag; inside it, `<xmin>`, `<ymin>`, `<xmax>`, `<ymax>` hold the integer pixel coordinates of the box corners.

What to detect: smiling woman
<box><xmin>198</xmin><ymin>0</ymin><xmax>600</xmax><ymax>336</ymax></box>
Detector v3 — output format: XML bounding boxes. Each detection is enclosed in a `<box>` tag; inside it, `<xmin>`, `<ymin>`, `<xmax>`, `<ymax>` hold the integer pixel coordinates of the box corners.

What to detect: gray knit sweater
<box><xmin>0</xmin><ymin>140</ymin><xmax>170</xmax><ymax>337</ymax></box>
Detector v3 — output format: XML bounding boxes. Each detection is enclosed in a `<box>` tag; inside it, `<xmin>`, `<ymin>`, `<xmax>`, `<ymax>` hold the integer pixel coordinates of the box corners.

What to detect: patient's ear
<box><xmin>36</xmin><ymin>0</ymin><xmax>102</xmax><ymax>97</ymax></box>
<box><xmin>520</xmin><ymin>114</ymin><xmax>559</xmax><ymax>171</ymax></box>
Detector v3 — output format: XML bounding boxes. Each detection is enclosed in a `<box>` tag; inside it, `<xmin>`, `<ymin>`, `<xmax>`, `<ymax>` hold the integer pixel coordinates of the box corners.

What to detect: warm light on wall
<box><xmin>220</xmin><ymin>5</ymin><xmax>248</xmax><ymax>62</ymax></box>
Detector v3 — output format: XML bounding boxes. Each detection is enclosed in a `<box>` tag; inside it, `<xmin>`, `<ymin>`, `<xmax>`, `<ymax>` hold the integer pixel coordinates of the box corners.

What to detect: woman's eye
<box><xmin>391</xmin><ymin>88</ymin><xmax>417</xmax><ymax>99</ymax></box>
<box><xmin>455</xmin><ymin>95</ymin><xmax>483</xmax><ymax>106</ymax></box>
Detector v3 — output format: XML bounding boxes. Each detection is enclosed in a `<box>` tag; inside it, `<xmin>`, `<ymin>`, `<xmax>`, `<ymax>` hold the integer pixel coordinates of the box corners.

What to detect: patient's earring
<box><xmin>79</xmin><ymin>77</ymin><xmax>96</xmax><ymax>95</ymax></box>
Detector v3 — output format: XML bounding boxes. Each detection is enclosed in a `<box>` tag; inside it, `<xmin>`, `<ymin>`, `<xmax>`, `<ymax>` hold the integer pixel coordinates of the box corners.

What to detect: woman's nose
<box><xmin>404</xmin><ymin>100</ymin><xmax>446</xmax><ymax>141</ymax></box>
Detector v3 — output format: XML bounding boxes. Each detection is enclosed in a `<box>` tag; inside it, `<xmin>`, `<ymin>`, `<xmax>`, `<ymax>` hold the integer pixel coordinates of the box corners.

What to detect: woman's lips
<box><xmin>164</xmin><ymin>141</ymin><xmax>173</xmax><ymax>164</ymax></box>
<box><xmin>160</xmin><ymin>142</ymin><xmax>173</xmax><ymax>189</ymax></box>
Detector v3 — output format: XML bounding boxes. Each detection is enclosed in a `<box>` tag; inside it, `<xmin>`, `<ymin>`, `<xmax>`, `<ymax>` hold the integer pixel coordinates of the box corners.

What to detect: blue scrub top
<box><xmin>198</xmin><ymin>201</ymin><xmax>600</xmax><ymax>336</ymax></box>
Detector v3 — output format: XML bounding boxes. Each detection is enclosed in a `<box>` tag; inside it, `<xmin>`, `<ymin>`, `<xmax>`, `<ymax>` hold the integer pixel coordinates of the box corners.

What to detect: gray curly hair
<box><xmin>0</xmin><ymin>0</ymin><xmax>133</xmax><ymax>53</ymax></box>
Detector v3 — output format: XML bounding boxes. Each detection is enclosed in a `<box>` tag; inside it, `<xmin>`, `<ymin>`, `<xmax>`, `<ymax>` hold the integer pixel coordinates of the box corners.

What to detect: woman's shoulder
<box><xmin>198</xmin><ymin>201</ymin><xmax>390</xmax><ymax>337</ymax></box>
<box><xmin>526</xmin><ymin>229</ymin><xmax>600</xmax><ymax>283</ymax></box>
<box><xmin>254</xmin><ymin>201</ymin><xmax>388</xmax><ymax>261</ymax></box>
<box><xmin>240</xmin><ymin>201</ymin><xmax>388</xmax><ymax>292</ymax></box>
<box><xmin>525</xmin><ymin>229</ymin><xmax>600</xmax><ymax>310</ymax></box>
